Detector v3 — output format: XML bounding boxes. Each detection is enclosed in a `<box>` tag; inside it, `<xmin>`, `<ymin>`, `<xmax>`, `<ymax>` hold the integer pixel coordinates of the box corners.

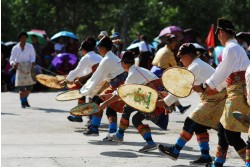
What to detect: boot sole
<box><xmin>157</xmin><ymin>146</ymin><xmax>177</xmax><ymax>161</ymax></box>
<box><xmin>83</xmin><ymin>133</ymin><xmax>99</xmax><ymax>136</ymax></box>
<box><xmin>139</xmin><ymin>146</ymin><xmax>157</xmax><ymax>152</ymax></box>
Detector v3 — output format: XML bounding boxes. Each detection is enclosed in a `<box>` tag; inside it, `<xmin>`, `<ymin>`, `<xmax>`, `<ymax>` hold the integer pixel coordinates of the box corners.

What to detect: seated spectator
<box><xmin>54</xmin><ymin>37</ymin><xmax>65</xmax><ymax>54</ymax></box>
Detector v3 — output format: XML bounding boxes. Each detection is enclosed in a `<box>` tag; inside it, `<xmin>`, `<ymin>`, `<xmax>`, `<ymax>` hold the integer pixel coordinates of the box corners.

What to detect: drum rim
<box><xmin>161</xmin><ymin>67</ymin><xmax>195</xmax><ymax>98</ymax></box>
<box><xmin>55</xmin><ymin>89</ymin><xmax>83</xmax><ymax>101</ymax></box>
<box><xmin>70</xmin><ymin>102</ymin><xmax>99</xmax><ymax>116</ymax></box>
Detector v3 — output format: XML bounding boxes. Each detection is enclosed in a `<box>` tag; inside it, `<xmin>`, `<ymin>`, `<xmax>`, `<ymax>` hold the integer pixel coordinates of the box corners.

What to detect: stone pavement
<box><xmin>1</xmin><ymin>91</ymin><xmax>247</xmax><ymax>167</ymax></box>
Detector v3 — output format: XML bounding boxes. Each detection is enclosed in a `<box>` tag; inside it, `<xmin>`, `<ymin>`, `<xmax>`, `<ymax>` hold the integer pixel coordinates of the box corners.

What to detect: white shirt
<box><xmin>246</xmin><ymin>65</ymin><xmax>250</xmax><ymax>106</ymax></box>
<box><xmin>9</xmin><ymin>42</ymin><xmax>36</xmax><ymax>65</ymax></box>
<box><xmin>112</xmin><ymin>65</ymin><xmax>158</xmax><ymax>96</ymax></box>
<box><xmin>206</xmin><ymin>39</ymin><xmax>250</xmax><ymax>89</ymax></box>
<box><xmin>139</xmin><ymin>41</ymin><xmax>152</xmax><ymax>52</ymax></box>
<box><xmin>66</xmin><ymin>51</ymin><xmax>102</xmax><ymax>82</ymax></box>
<box><xmin>164</xmin><ymin>58</ymin><xmax>226</xmax><ymax>106</ymax></box>
<box><xmin>80</xmin><ymin>51</ymin><xmax>124</xmax><ymax>97</ymax></box>
<box><xmin>125</xmin><ymin>65</ymin><xmax>158</xmax><ymax>84</ymax></box>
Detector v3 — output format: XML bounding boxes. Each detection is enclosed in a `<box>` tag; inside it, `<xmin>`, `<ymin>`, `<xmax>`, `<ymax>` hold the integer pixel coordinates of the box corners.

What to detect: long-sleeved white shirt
<box><xmin>112</xmin><ymin>65</ymin><xmax>158</xmax><ymax>96</ymax></box>
<box><xmin>163</xmin><ymin>58</ymin><xmax>226</xmax><ymax>106</ymax></box>
<box><xmin>125</xmin><ymin>65</ymin><xmax>158</xmax><ymax>84</ymax></box>
<box><xmin>66</xmin><ymin>51</ymin><xmax>102</xmax><ymax>82</ymax></box>
<box><xmin>80</xmin><ymin>51</ymin><xmax>124</xmax><ymax>97</ymax></box>
<box><xmin>9</xmin><ymin>42</ymin><xmax>36</xmax><ymax>65</ymax></box>
<box><xmin>206</xmin><ymin>39</ymin><xmax>250</xmax><ymax>89</ymax></box>
<box><xmin>246</xmin><ymin>65</ymin><xmax>250</xmax><ymax>106</ymax></box>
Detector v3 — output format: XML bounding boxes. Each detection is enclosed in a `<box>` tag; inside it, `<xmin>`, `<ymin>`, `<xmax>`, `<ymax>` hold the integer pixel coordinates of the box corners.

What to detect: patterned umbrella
<box><xmin>51</xmin><ymin>53</ymin><xmax>78</xmax><ymax>74</ymax></box>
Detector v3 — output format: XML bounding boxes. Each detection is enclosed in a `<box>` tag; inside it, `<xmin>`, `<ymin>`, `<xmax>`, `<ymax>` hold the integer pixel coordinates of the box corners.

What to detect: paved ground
<box><xmin>1</xmin><ymin>91</ymin><xmax>247</xmax><ymax>167</ymax></box>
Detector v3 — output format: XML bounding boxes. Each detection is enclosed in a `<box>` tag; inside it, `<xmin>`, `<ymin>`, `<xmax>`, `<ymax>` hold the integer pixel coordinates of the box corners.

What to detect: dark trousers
<box><xmin>122</xmin><ymin>105</ymin><xmax>146</xmax><ymax>128</ymax></box>
<box><xmin>183</xmin><ymin>117</ymin><xmax>210</xmax><ymax>135</ymax></box>
<box><xmin>217</xmin><ymin>123</ymin><xmax>246</xmax><ymax>151</ymax></box>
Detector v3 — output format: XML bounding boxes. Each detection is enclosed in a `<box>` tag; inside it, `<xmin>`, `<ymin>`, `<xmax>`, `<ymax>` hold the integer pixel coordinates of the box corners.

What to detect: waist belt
<box><xmin>226</xmin><ymin>71</ymin><xmax>246</xmax><ymax>86</ymax></box>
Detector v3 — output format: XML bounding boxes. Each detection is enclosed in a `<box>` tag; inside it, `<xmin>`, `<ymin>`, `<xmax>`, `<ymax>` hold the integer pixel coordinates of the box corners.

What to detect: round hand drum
<box><xmin>162</xmin><ymin>67</ymin><xmax>195</xmax><ymax>97</ymax></box>
<box><xmin>36</xmin><ymin>74</ymin><xmax>64</xmax><ymax>89</ymax></box>
<box><xmin>55</xmin><ymin>90</ymin><xmax>83</xmax><ymax>101</ymax></box>
<box><xmin>117</xmin><ymin>84</ymin><xmax>158</xmax><ymax>113</ymax></box>
<box><xmin>36</xmin><ymin>74</ymin><xmax>76</xmax><ymax>89</ymax></box>
<box><xmin>70</xmin><ymin>102</ymin><xmax>99</xmax><ymax>116</ymax></box>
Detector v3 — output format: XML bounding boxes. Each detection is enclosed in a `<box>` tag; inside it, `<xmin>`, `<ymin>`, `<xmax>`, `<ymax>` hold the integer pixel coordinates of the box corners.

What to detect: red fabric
<box><xmin>226</xmin><ymin>71</ymin><xmax>246</xmax><ymax>86</ymax></box>
<box><xmin>205</xmin><ymin>24</ymin><xmax>215</xmax><ymax>47</ymax></box>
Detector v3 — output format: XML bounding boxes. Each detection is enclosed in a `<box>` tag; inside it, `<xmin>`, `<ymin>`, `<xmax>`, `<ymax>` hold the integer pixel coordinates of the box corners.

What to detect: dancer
<box><xmin>156</xmin><ymin>43</ymin><xmax>227</xmax><ymax>165</ymax></box>
<box><xmin>61</xmin><ymin>37</ymin><xmax>102</xmax><ymax>123</ymax></box>
<box><xmin>99</xmin><ymin>51</ymin><xmax>168</xmax><ymax>152</ymax></box>
<box><xmin>194</xmin><ymin>18</ymin><xmax>250</xmax><ymax>167</ymax></box>
<box><xmin>80</xmin><ymin>36</ymin><xmax>127</xmax><ymax>136</ymax></box>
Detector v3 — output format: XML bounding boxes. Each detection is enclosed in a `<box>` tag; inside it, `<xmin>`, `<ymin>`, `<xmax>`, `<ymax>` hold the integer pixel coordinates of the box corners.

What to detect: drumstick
<box><xmin>38</xmin><ymin>65</ymin><xmax>70</xmax><ymax>89</ymax></box>
<box><xmin>39</xmin><ymin>65</ymin><xmax>59</xmax><ymax>76</ymax></box>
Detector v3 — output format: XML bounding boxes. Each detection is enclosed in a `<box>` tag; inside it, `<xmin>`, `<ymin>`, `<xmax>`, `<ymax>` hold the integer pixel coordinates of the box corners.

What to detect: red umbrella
<box><xmin>158</xmin><ymin>26</ymin><xmax>183</xmax><ymax>37</ymax></box>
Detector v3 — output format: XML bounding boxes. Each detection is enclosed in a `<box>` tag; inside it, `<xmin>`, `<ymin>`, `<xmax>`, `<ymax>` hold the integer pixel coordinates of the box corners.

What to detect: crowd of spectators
<box><xmin>1</xmin><ymin>29</ymin><xmax>249</xmax><ymax>92</ymax></box>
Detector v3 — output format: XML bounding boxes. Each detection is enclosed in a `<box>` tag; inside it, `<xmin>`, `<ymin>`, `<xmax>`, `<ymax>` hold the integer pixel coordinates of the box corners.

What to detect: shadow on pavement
<box><xmin>32</xmin><ymin>107</ymin><xmax>68</xmax><ymax>113</ymax></box>
<box><xmin>119</xmin><ymin>148</ymin><xmax>162</xmax><ymax>156</ymax></box>
<box><xmin>1</xmin><ymin>113</ymin><xmax>19</xmax><ymax>116</ymax></box>
<box><xmin>88</xmin><ymin>140</ymin><xmax>146</xmax><ymax>147</ymax></box>
<box><xmin>100</xmin><ymin>151</ymin><xmax>138</xmax><ymax>158</ymax></box>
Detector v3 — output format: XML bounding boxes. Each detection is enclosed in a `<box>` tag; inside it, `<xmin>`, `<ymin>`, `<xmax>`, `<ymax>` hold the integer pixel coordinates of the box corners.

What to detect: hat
<box><xmin>111</xmin><ymin>32</ymin><xmax>120</xmax><ymax>39</ymax></box>
<box><xmin>97</xmin><ymin>36</ymin><xmax>113</xmax><ymax>49</ymax></box>
<box><xmin>120</xmin><ymin>51</ymin><xmax>135</xmax><ymax>63</ymax></box>
<box><xmin>177</xmin><ymin>43</ymin><xmax>196</xmax><ymax>56</ymax></box>
<box><xmin>166</xmin><ymin>34</ymin><xmax>177</xmax><ymax>40</ymax></box>
<box><xmin>165</xmin><ymin>34</ymin><xmax>177</xmax><ymax>42</ymax></box>
<box><xmin>98</xmin><ymin>31</ymin><xmax>108</xmax><ymax>38</ymax></box>
<box><xmin>79</xmin><ymin>41</ymin><xmax>92</xmax><ymax>52</ymax></box>
<box><xmin>215</xmin><ymin>18</ymin><xmax>235</xmax><ymax>35</ymax></box>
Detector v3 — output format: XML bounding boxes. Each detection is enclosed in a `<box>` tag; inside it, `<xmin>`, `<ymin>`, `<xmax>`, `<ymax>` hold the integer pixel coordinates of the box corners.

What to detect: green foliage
<box><xmin>1</xmin><ymin>0</ymin><xmax>250</xmax><ymax>48</ymax></box>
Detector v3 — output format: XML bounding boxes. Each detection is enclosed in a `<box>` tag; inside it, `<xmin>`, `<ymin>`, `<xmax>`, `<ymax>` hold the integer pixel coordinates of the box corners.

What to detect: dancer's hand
<box><xmin>192</xmin><ymin>85</ymin><xmax>203</xmax><ymax>93</ymax></box>
<box><xmin>12</xmin><ymin>63</ymin><xmax>19</xmax><ymax>69</ymax></box>
<box><xmin>74</xmin><ymin>79</ymin><xmax>81</xmax><ymax>85</ymax></box>
<box><xmin>59</xmin><ymin>80</ymin><xmax>67</xmax><ymax>86</ymax></box>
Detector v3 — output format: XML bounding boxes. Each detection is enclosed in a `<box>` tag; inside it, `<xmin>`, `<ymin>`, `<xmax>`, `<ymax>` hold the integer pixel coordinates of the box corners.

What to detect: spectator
<box><xmin>138</xmin><ymin>34</ymin><xmax>153</xmax><ymax>70</ymax></box>
<box><xmin>66</xmin><ymin>37</ymin><xmax>79</xmax><ymax>56</ymax></box>
<box><xmin>9</xmin><ymin>31</ymin><xmax>36</xmax><ymax>108</ymax></box>
<box><xmin>110</xmin><ymin>32</ymin><xmax>123</xmax><ymax>56</ymax></box>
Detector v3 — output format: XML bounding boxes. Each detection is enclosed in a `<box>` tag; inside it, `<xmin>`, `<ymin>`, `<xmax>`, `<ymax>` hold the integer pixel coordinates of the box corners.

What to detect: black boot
<box><xmin>21</xmin><ymin>102</ymin><xmax>26</xmax><ymax>108</ymax></box>
<box><xmin>25</xmin><ymin>101</ymin><xmax>30</xmax><ymax>107</ymax></box>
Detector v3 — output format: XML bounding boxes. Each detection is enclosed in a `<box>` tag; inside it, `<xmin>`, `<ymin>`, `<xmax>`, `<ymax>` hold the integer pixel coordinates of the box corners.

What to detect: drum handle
<box><xmin>39</xmin><ymin>65</ymin><xmax>69</xmax><ymax>89</ymax></box>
